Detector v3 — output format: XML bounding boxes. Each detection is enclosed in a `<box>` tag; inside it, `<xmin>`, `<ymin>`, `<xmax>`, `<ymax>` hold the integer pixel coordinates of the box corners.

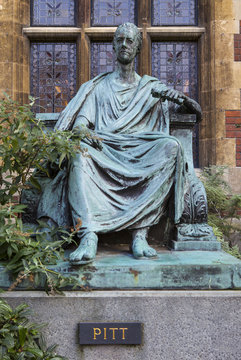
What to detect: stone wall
<box><xmin>0</xmin><ymin>0</ymin><xmax>30</xmax><ymax>103</ymax></box>
<box><xmin>3</xmin><ymin>291</ymin><xmax>241</xmax><ymax>360</ymax></box>
<box><xmin>197</xmin><ymin>0</ymin><xmax>241</xmax><ymax>192</ymax></box>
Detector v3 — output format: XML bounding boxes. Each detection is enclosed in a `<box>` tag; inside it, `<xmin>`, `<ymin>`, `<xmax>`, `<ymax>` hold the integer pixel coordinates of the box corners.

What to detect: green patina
<box><xmin>22</xmin><ymin>23</ymin><xmax>222</xmax><ymax>267</ymax></box>
<box><xmin>1</xmin><ymin>250</ymin><xmax>240</xmax><ymax>290</ymax></box>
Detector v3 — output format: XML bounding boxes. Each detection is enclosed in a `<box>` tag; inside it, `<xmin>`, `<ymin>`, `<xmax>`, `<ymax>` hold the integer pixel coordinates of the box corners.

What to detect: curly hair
<box><xmin>113</xmin><ymin>23</ymin><xmax>142</xmax><ymax>54</ymax></box>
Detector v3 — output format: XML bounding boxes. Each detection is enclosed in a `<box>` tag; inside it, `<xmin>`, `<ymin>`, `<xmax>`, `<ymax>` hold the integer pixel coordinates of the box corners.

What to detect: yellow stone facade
<box><xmin>0</xmin><ymin>0</ymin><xmax>30</xmax><ymax>103</ymax></box>
<box><xmin>0</xmin><ymin>0</ymin><xmax>241</xmax><ymax>190</ymax></box>
<box><xmin>198</xmin><ymin>0</ymin><xmax>241</xmax><ymax>191</ymax></box>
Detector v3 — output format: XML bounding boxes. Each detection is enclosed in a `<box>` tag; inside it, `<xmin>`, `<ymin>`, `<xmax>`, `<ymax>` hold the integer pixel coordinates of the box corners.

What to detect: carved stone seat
<box><xmin>21</xmin><ymin>112</ymin><xmax>221</xmax><ymax>251</ymax></box>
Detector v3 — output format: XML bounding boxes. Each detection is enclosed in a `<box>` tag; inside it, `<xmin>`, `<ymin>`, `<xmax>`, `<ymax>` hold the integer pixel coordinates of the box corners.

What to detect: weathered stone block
<box><xmin>2</xmin><ymin>290</ymin><xmax>241</xmax><ymax>360</ymax></box>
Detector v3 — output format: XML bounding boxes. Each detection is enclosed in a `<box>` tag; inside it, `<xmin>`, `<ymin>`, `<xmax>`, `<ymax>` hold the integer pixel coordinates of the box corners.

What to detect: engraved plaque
<box><xmin>79</xmin><ymin>322</ymin><xmax>142</xmax><ymax>345</ymax></box>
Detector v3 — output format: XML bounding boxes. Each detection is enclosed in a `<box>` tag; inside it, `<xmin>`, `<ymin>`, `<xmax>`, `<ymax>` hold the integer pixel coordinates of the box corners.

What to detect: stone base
<box><xmin>1</xmin><ymin>247</ymin><xmax>241</xmax><ymax>290</ymax></box>
<box><xmin>172</xmin><ymin>240</ymin><xmax>221</xmax><ymax>251</ymax></box>
<box><xmin>2</xmin><ymin>290</ymin><xmax>241</xmax><ymax>360</ymax></box>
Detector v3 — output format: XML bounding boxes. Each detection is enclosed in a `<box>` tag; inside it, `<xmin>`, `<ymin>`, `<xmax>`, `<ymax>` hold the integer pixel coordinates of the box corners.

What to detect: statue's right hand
<box><xmin>151</xmin><ymin>83</ymin><xmax>169</xmax><ymax>98</ymax></box>
<box><xmin>151</xmin><ymin>84</ymin><xmax>184</xmax><ymax>105</ymax></box>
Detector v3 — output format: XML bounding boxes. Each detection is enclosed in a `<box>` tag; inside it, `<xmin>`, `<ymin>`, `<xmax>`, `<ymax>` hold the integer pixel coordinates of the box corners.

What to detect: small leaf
<box><xmin>59</xmin><ymin>152</ymin><xmax>66</xmax><ymax>167</ymax></box>
<box><xmin>7</xmin><ymin>246</ymin><xmax>12</xmax><ymax>258</ymax></box>
<box><xmin>18</xmin><ymin>326</ymin><xmax>27</xmax><ymax>347</ymax></box>
<box><xmin>29</xmin><ymin>176</ymin><xmax>41</xmax><ymax>191</ymax></box>
<box><xmin>75</xmin><ymin>217</ymin><xmax>82</xmax><ymax>231</ymax></box>
<box><xmin>1</xmin><ymin>334</ymin><xmax>15</xmax><ymax>349</ymax></box>
<box><xmin>25</xmin><ymin>348</ymin><xmax>44</xmax><ymax>357</ymax></box>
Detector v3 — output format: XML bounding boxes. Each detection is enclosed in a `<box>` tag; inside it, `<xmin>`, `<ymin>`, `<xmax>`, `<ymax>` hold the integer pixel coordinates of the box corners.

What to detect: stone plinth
<box><xmin>2</xmin><ymin>290</ymin><xmax>241</xmax><ymax>360</ymax></box>
<box><xmin>1</xmin><ymin>247</ymin><xmax>241</xmax><ymax>290</ymax></box>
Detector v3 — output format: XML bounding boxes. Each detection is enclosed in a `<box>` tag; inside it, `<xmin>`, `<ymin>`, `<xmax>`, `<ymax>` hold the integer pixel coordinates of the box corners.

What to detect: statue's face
<box><xmin>114</xmin><ymin>27</ymin><xmax>139</xmax><ymax>65</ymax></box>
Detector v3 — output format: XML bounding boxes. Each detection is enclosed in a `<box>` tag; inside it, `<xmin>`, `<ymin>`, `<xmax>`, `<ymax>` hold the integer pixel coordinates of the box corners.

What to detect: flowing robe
<box><xmin>37</xmin><ymin>73</ymin><xmax>185</xmax><ymax>235</ymax></box>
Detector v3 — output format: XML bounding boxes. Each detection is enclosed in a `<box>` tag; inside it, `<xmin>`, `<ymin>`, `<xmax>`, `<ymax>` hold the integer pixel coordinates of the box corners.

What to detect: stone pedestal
<box><xmin>1</xmin><ymin>248</ymin><xmax>241</xmax><ymax>290</ymax></box>
<box><xmin>2</xmin><ymin>290</ymin><xmax>241</xmax><ymax>360</ymax></box>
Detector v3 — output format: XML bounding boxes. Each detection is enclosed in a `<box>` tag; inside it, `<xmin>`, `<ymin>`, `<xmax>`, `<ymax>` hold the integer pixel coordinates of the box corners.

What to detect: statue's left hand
<box><xmin>85</xmin><ymin>130</ymin><xmax>103</xmax><ymax>151</ymax></box>
<box><xmin>73</xmin><ymin>127</ymin><xmax>103</xmax><ymax>151</ymax></box>
<box><xmin>90</xmin><ymin>136</ymin><xmax>103</xmax><ymax>151</ymax></box>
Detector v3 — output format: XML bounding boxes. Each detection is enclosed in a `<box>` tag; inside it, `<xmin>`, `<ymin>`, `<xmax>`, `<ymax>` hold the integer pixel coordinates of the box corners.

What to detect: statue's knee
<box><xmin>168</xmin><ymin>138</ymin><xmax>181</xmax><ymax>155</ymax></box>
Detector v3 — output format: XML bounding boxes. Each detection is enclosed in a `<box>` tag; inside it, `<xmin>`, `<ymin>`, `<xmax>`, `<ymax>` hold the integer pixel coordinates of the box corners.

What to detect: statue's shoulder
<box><xmin>76</xmin><ymin>72</ymin><xmax>110</xmax><ymax>93</ymax></box>
<box><xmin>87</xmin><ymin>72</ymin><xmax>110</xmax><ymax>86</ymax></box>
<box><xmin>140</xmin><ymin>74</ymin><xmax>165</xmax><ymax>87</ymax></box>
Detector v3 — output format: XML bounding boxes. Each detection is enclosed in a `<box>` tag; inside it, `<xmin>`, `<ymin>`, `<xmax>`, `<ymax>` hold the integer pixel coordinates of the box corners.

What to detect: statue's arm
<box><xmin>151</xmin><ymin>83</ymin><xmax>202</xmax><ymax>122</ymax></box>
<box><xmin>73</xmin><ymin>115</ymin><xmax>91</xmax><ymax>130</ymax></box>
<box><xmin>176</xmin><ymin>95</ymin><xmax>202</xmax><ymax>123</ymax></box>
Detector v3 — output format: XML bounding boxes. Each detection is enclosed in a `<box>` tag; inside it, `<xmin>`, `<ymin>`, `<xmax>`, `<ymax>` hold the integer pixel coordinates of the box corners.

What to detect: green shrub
<box><xmin>0</xmin><ymin>95</ymin><xmax>89</xmax><ymax>293</ymax></box>
<box><xmin>201</xmin><ymin>166</ymin><xmax>241</xmax><ymax>258</ymax></box>
<box><xmin>0</xmin><ymin>298</ymin><xmax>66</xmax><ymax>359</ymax></box>
<box><xmin>0</xmin><ymin>94</ymin><xmax>88</xmax><ymax>205</ymax></box>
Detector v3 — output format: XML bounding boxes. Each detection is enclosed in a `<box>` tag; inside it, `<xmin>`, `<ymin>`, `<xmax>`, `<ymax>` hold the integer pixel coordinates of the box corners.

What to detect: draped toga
<box><xmin>37</xmin><ymin>73</ymin><xmax>185</xmax><ymax>235</ymax></box>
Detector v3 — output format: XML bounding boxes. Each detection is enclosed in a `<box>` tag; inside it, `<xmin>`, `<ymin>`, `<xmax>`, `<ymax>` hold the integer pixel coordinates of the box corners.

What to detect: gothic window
<box><xmin>27</xmin><ymin>0</ymin><xmax>202</xmax><ymax>166</ymax></box>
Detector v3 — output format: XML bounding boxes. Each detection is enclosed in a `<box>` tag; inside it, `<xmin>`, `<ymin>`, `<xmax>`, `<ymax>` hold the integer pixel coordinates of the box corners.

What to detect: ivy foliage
<box><xmin>0</xmin><ymin>298</ymin><xmax>67</xmax><ymax>359</ymax></box>
<box><xmin>0</xmin><ymin>94</ymin><xmax>91</xmax><ymax>293</ymax></box>
<box><xmin>201</xmin><ymin>166</ymin><xmax>241</xmax><ymax>258</ymax></box>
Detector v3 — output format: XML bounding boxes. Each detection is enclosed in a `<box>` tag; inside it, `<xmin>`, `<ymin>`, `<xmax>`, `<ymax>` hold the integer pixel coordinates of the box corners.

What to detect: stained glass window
<box><xmin>152</xmin><ymin>42</ymin><xmax>197</xmax><ymax>100</ymax></box>
<box><xmin>91</xmin><ymin>43</ymin><xmax>116</xmax><ymax>78</ymax></box>
<box><xmin>152</xmin><ymin>0</ymin><xmax>197</xmax><ymax>26</ymax></box>
<box><xmin>31</xmin><ymin>43</ymin><xmax>76</xmax><ymax>113</ymax></box>
<box><xmin>31</xmin><ymin>0</ymin><xmax>76</xmax><ymax>26</ymax></box>
<box><xmin>91</xmin><ymin>0</ymin><xmax>136</xmax><ymax>26</ymax></box>
<box><xmin>152</xmin><ymin>42</ymin><xmax>199</xmax><ymax>166</ymax></box>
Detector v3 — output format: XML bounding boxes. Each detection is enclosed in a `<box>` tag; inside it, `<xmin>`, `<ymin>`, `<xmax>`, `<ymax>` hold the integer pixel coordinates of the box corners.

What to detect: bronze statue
<box><xmin>37</xmin><ymin>23</ymin><xmax>202</xmax><ymax>264</ymax></box>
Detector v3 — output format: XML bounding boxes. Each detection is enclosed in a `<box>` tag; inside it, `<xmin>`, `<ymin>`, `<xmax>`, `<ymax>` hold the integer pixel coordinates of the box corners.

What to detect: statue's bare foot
<box><xmin>69</xmin><ymin>232</ymin><xmax>98</xmax><ymax>264</ymax></box>
<box><xmin>131</xmin><ymin>229</ymin><xmax>157</xmax><ymax>259</ymax></box>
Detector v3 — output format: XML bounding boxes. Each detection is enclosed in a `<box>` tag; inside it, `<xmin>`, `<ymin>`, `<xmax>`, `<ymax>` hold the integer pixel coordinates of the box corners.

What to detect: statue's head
<box><xmin>113</xmin><ymin>23</ymin><xmax>142</xmax><ymax>64</ymax></box>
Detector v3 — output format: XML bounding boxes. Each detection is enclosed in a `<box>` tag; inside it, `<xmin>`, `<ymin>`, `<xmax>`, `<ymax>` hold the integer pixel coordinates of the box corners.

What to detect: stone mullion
<box><xmin>137</xmin><ymin>0</ymin><xmax>151</xmax><ymax>77</ymax></box>
<box><xmin>78</xmin><ymin>0</ymin><xmax>90</xmax><ymax>85</ymax></box>
<box><xmin>79</xmin><ymin>32</ymin><xmax>90</xmax><ymax>85</ymax></box>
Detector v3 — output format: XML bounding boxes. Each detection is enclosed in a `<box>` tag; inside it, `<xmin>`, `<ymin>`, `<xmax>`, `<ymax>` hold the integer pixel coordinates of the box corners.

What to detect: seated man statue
<box><xmin>37</xmin><ymin>22</ymin><xmax>202</xmax><ymax>264</ymax></box>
